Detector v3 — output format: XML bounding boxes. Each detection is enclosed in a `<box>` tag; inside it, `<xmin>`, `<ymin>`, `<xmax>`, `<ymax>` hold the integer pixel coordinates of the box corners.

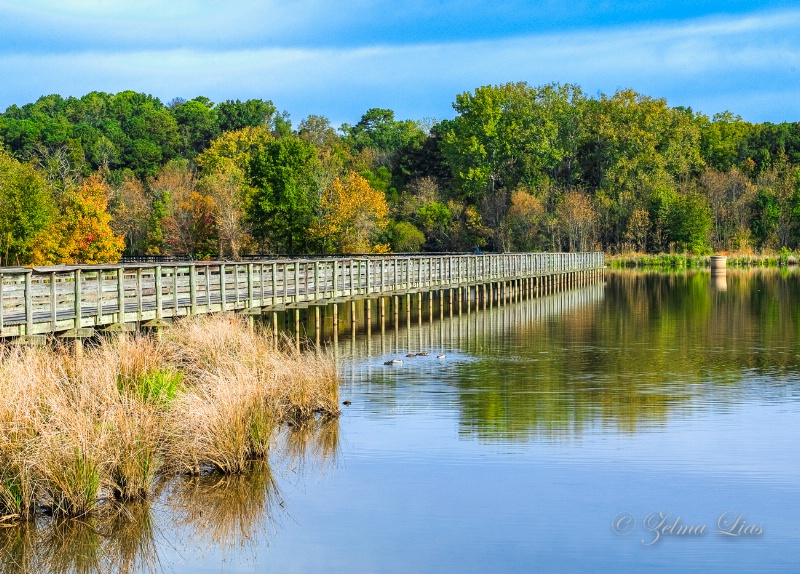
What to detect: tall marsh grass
<box><xmin>608</xmin><ymin>251</ymin><xmax>800</xmax><ymax>269</ymax></box>
<box><xmin>0</xmin><ymin>315</ymin><xmax>339</xmax><ymax>522</ymax></box>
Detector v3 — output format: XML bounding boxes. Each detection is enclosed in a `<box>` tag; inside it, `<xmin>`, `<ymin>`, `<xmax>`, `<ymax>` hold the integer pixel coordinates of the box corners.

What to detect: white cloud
<box><xmin>1</xmin><ymin>9</ymin><xmax>799</xmax><ymax>122</ymax></box>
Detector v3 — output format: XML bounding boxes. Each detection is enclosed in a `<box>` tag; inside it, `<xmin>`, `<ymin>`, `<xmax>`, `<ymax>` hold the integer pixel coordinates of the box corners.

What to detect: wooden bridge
<box><xmin>0</xmin><ymin>252</ymin><xmax>604</xmax><ymax>342</ymax></box>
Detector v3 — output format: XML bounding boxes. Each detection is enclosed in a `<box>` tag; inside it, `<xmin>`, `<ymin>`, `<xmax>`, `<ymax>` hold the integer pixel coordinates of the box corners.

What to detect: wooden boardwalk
<box><xmin>0</xmin><ymin>252</ymin><xmax>604</xmax><ymax>341</ymax></box>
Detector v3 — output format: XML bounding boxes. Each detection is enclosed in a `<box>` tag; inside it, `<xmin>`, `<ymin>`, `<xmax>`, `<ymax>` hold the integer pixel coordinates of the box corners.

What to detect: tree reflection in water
<box><xmin>339</xmin><ymin>269</ymin><xmax>800</xmax><ymax>441</ymax></box>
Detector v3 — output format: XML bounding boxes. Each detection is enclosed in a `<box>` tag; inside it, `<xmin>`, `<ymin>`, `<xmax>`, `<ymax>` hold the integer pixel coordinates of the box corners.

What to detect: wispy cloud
<box><xmin>1</xmin><ymin>8</ymin><xmax>799</xmax><ymax>123</ymax></box>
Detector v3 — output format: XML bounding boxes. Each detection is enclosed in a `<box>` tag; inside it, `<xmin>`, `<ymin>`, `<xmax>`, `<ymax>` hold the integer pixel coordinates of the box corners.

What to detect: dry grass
<box><xmin>0</xmin><ymin>315</ymin><xmax>339</xmax><ymax>521</ymax></box>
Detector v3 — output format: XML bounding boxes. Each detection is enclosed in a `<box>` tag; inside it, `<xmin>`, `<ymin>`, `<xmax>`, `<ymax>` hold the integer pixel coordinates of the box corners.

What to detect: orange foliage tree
<box><xmin>152</xmin><ymin>161</ymin><xmax>217</xmax><ymax>259</ymax></box>
<box><xmin>32</xmin><ymin>176</ymin><xmax>125</xmax><ymax>264</ymax></box>
<box><xmin>311</xmin><ymin>171</ymin><xmax>389</xmax><ymax>253</ymax></box>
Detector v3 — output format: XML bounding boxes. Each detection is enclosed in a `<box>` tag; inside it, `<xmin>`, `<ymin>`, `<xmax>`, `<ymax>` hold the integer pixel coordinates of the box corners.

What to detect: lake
<box><xmin>4</xmin><ymin>269</ymin><xmax>799</xmax><ymax>572</ymax></box>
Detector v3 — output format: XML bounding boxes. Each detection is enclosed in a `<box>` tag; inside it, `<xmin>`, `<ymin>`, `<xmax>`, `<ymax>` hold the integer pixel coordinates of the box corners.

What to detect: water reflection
<box><xmin>0</xmin><ymin>419</ymin><xmax>339</xmax><ymax>574</ymax></box>
<box><xmin>166</xmin><ymin>461</ymin><xmax>280</xmax><ymax>553</ymax></box>
<box><xmin>339</xmin><ymin>269</ymin><xmax>800</xmax><ymax>441</ymax></box>
<box><xmin>0</xmin><ymin>502</ymin><xmax>159</xmax><ymax>574</ymax></box>
<box><xmin>280</xmin><ymin>417</ymin><xmax>341</xmax><ymax>473</ymax></box>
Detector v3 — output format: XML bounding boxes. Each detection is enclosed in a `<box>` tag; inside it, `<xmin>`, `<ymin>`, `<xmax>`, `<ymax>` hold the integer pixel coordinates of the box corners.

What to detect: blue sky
<box><xmin>1</xmin><ymin>1</ymin><xmax>799</xmax><ymax>125</ymax></box>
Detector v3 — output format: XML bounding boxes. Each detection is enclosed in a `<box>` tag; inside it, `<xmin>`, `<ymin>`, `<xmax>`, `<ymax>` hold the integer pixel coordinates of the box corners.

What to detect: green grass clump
<box><xmin>39</xmin><ymin>449</ymin><xmax>103</xmax><ymax>518</ymax></box>
<box><xmin>118</xmin><ymin>370</ymin><xmax>183</xmax><ymax>406</ymax></box>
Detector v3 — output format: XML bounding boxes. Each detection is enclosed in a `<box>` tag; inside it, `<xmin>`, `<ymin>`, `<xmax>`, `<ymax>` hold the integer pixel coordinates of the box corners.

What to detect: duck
<box><xmin>416</xmin><ymin>352</ymin><xmax>429</xmax><ymax>357</ymax></box>
<box><xmin>406</xmin><ymin>353</ymin><xmax>416</xmax><ymax>358</ymax></box>
<box><xmin>436</xmin><ymin>354</ymin><xmax>446</xmax><ymax>359</ymax></box>
<box><xmin>384</xmin><ymin>359</ymin><xmax>403</xmax><ymax>365</ymax></box>
<box><xmin>342</xmin><ymin>400</ymin><xmax>351</xmax><ymax>406</ymax></box>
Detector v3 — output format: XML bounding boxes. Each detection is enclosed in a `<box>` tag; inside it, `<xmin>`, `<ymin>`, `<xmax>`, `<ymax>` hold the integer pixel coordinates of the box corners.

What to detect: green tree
<box><xmin>697</xmin><ymin>111</ymin><xmax>752</xmax><ymax>172</ymax></box>
<box><xmin>0</xmin><ymin>150</ymin><xmax>56</xmax><ymax>265</ymax></box>
<box><xmin>341</xmin><ymin>108</ymin><xmax>424</xmax><ymax>162</ymax></box>
<box><xmin>216</xmin><ymin>99</ymin><xmax>277</xmax><ymax>133</ymax></box>
<box><xmin>664</xmin><ymin>192</ymin><xmax>712</xmax><ymax>253</ymax></box>
<box><xmin>439</xmin><ymin>83</ymin><xmax>566</xmax><ymax>205</ymax></box>
<box><xmin>247</xmin><ymin>136</ymin><xmax>319</xmax><ymax>254</ymax></box>
<box><xmin>172</xmin><ymin>98</ymin><xmax>220</xmax><ymax>158</ymax></box>
<box><xmin>388</xmin><ymin>221</ymin><xmax>426</xmax><ymax>252</ymax></box>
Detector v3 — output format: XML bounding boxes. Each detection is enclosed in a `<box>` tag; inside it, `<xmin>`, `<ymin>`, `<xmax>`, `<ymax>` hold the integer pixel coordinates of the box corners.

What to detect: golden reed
<box><xmin>0</xmin><ymin>315</ymin><xmax>339</xmax><ymax>521</ymax></box>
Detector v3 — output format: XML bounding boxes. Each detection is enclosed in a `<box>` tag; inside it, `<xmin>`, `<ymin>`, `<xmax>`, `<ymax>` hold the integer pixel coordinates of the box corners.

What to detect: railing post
<box><xmin>314</xmin><ymin>261</ymin><xmax>320</xmax><ymax>300</ymax></box>
<box><xmin>347</xmin><ymin>259</ymin><xmax>353</xmax><ymax>297</ymax></box>
<box><xmin>136</xmin><ymin>268</ymin><xmax>143</xmax><ymax>321</ymax></box>
<box><xmin>50</xmin><ymin>271</ymin><xmax>57</xmax><ymax>331</ymax></box>
<box><xmin>117</xmin><ymin>267</ymin><xmax>125</xmax><ymax>325</ymax></box>
<box><xmin>190</xmin><ymin>264</ymin><xmax>197</xmax><ymax>315</ymax></box>
<box><xmin>155</xmin><ymin>265</ymin><xmax>163</xmax><ymax>320</ymax></box>
<box><xmin>0</xmin><ymin>272</ymin><xmax>4</xmax><ymax>334</ymax></box>
<box><xmin>271</xmin><ymin>263</ymin><xmax>278</xmax><ymax>305</ymax></box>
<box><xmin>235</xmin><ymin>265</ymin><xmax>241</xmax><ymax>308</ymax></box>
<box><xmin>97</xmin><ymin>269</ymin><xmax>104</xmax><ymax>319</ymax></box>
<box><xmin>247</xmin><ymin>263</ymin><xmax>254</xmax><ymax>309</ymax></box>
<box><xmin>219</xmin><ymin>264</ymin><xmax>226</xmax><ymax>311</ymax></box>
<box><xmin>24</xmin><ymin>270</ymin><xmax>33</xmax><ymax>336</ymax></box>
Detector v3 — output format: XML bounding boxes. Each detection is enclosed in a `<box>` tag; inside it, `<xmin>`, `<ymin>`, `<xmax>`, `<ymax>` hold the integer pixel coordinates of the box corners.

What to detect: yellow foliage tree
<box><xmin>312</xmin><ymin>171</ymin><xmax>390</xmax><ymax>253</ymax></box>
<box><xmin>32</xmin><ymin>175</ymin><xmax>125</xmax><ymax>264</ymax></box>
<box><xmin>195</xmin><ymin>126</ymin><xmax>273</xmax><ymax>174</ymax></box>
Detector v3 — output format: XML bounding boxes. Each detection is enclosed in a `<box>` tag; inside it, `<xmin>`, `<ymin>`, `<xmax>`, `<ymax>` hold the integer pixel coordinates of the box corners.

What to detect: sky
<box><xmin>1</xmin><ymin>1</ymin><xmax>799</xmax><ymax>125</ymax></box>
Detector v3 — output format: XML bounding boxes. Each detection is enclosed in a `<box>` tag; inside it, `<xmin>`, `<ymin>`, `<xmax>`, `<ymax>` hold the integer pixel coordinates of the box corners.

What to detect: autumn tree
<box><xmin>195</xmin><ymin>126</ymin><xmax>273</xmax><ymax>174</ymax></box>
<box><xmin>556</xmin><ymin>191</ymin><xmax>596</xmax><ymax>252</ymax></box>
<box><xmin>151</xmin><ymin>160</ymin><xmax>217</xmax><ymax>259</ymax></box>
<box><xmin>506</xmin><ymin>189</ymin><xmax>545</xmax><ymax>251</ymax></box>
<box><xmin>622</xmin><ymin>207</ymin><xmax>650</xmax><ymax>253</ymax></box>
<box><xmin>700</xmin><ymin>168</ymin><xmax>757</xmax><ymax>251</ymax></box>
<box><xmin>109</xmin><ymin>174</ymin><xmax>152</xmax><ymax>254</ymax></box>
<box><xmin>311</xmin><ymin>171</ymin><xmax>389</xmax><ymax>253</ymax></box>
<box><xmin>199</xmin><ymin>165</ymin><xmax>251</xmax><ymax>259</ymax></box>
<box><xmin>31</xmin><ymin>175</ymin><xmax>124</xmax><ymax>264</ymax></box>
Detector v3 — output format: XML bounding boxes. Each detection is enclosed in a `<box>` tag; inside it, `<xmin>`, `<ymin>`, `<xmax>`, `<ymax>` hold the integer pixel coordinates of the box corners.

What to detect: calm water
<box><xmin>5</xmin><ymin>269</ymin><xmax>800</xmax><ymax>572</ymax></box>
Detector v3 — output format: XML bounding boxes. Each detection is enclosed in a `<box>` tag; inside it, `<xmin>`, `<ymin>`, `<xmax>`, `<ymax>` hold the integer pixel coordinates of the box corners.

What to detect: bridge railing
<box><xmin>0</xmin><ymin>252</ymin><xmax>604</xmax><ymax>338</ymax></box>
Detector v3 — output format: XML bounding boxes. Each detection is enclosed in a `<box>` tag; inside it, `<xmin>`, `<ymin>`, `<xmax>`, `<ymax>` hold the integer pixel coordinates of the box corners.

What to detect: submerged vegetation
<box><xmin>0</xmin><ymin>315</ymin><xmax>339</xmax><ymax>523</ymax></box>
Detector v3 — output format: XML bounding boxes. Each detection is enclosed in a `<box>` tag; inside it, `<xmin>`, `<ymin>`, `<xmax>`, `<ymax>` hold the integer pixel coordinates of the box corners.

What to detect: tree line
<box><xmin>1</xmin><ymin>84</ymin><xmax>799</xmax><ymax>265</ymax></box>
